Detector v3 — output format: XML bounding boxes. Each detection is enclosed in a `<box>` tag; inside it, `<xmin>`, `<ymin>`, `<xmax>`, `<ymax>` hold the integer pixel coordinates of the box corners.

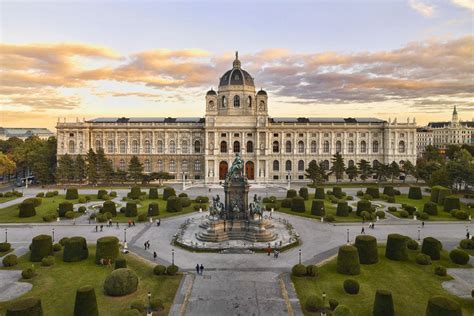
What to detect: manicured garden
<box><xmin>292</xmin><ymin>237</ymin><xmax>474</xmax><ymax>315</ymax></box>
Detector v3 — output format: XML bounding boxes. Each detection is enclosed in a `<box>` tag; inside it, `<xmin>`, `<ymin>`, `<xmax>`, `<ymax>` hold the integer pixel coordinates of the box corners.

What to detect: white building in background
<box><xmin>0</xmin><ymin>127</ymin><xmax>54</xmax><ymax>141</ymax></box>
<box><xmin>416</xmin><ymin>128</ymin><xmax>434</xmax><ymax>157</ymax></box>
<box><xmin>56</xmin><ymin>53</ymin><xmax>417</xmax><ymax>183</ymax></box>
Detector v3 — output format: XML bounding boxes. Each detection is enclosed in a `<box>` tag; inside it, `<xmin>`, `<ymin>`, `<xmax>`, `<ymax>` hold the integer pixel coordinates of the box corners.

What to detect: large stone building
<box><xmin>56</xmin><ymin>53</ymin><xmax>417</xmax><ymax>183</ymax></box>
<box><xmin>0</xmin><ymin>127</ymin><xmax>54</xmax><ymax>141</ymax></box>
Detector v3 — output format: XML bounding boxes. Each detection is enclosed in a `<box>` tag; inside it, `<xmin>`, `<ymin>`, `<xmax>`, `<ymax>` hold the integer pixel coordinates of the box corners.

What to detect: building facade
<box><xmin>0</xmin><ymin>127</ymin><xmax>54</xmax><ymax>141</ymax></box>
<box><xmin>56</xmin><ymin>54</ymin><xmax>417</xmax><ymax>183</ymax></box>
<box><xmin>427</xmin><ymin>107</ymin><xmax>474</xmax><ymax>147</ymax></box>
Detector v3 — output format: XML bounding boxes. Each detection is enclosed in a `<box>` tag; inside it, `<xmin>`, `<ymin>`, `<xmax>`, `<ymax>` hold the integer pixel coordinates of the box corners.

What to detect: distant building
<box><xmin>0</xmin><ymin>127</ymin><xmax>54</xmax><ymax>141</ymax></box>
<box><xmin>417</xmin><ymin>107</ymin><xmax>474</xmax><ymax>156</ymax></box>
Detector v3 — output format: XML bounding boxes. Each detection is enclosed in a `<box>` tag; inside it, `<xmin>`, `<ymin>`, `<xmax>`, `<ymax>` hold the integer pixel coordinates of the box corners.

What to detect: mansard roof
<box><xmin>428</xmin><ymin>121</ymin><xmax>474</xmax><ymax>128</ymax></box>
<box><xmin>270</xmin><ymin>117</ymin><xmax>386</xmax><ymax>124</ymax></box>
<box><xmin>87</xmin><ymin>117</ymin><xmax>205</xmax><ymax>124</ymax></box>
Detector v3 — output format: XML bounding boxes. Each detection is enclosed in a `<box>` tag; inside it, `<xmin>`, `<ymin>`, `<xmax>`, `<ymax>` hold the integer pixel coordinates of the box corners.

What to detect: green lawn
<box><xmin>0</xmin><ymin>195</ymin><xmax>98</xmax><ymax>223</ymax></box>
<box><xmin>0</xmin><ymin>247</ymin><xmax>182</xmax><ymax>315</ymax></box>
<box><xmin>0</xmin><ymin>196</ymin><xmax>20</xmax><ymax>204</ymax></box>
<box><xmin>292</xmin><ymin>246</ymin><xmax>474</xmax><ymax>316</ymax></box>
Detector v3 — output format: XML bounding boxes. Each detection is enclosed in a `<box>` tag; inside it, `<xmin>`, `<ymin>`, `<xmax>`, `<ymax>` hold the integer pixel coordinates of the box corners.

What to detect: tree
<box><xmin>305</xmin><ymin>160</ymin><xmax>325</xmax><ymax>185</ymax></box>
<box><xmin>102</xmin><ymin>159</ymin><xmax>114</xmax><ymax>186</ymax></box>
<box><xmin>428</xmin><ymin>167</ymin><xmax>452</xmax><ymax>188</ymax></box>
<box><xmin>423</xmin><ymin>145</ymin><xmax>442</xmax><ymax>162</ymax></box>
<box><xmin>74</xmin><ymin>155</ymin><xmax>86</xmax><ymax>183</ymax></box>
<box><xmin>415</xmin><ymin>159</ymin><xmax>442</xmax><ymax>183</ymax></box>
<box><xmin>445</xmin><ymin>145</ymin><xmax>461</xmax><ymax>161</ymax></box>
<box><xmin>345</xmin><ymin>164</ymin><xmax>359</xmax><ymax>182</ymax></box>
<box><xmin>401</xmin><ymin>160</ymin><xmax>415</xmax><ymax>182</ymax></box>
<box><xmin>56</xmin><ymin>154</ymin><xmax>75</xmax><ymax>183</ymax></box>
<box><xmin>128</xmin><ymin>156</ymin><xmax>143</xmax><ymax>183</ymax></box>
<box><xmin>388</xmin><ymin>162</ymin><xmax>400</xmax><ymax>183</ymax></box>
<box><xmin>113</xmin><ymin>170</ymin><xmax>128</xmax><ymax>184</ymax></box>
<box><xmin>0</xmin><ymin>153</ymin><xmax>16</xmax><ymax>175</ymax></box>
<box><xmin>357</xmin><ymin>160</ymin><xmax>372</xmax><ymax>182</ymax></box>
<box><xmin>95</xmin><ymin>148</ymin><xmax>112</xmax><ymax>183</ymax></box>
<box><xmin>86</xmin><ymin>149</ymin><xmax>98</xmax><ymax>185</ymax></box>
<box><xmin>446</xmin><ymin>149</ymin><xmax>473</xmax><ymax>190</ymax></box>
<box><xmin>373</xmin><ymin>163</ymin><xmax>390</xmax><ymax>182</ymax></box>
<box><xmin>330</xmin><ymin>152</ymin><xmax>346</xmax><ymax>182</ymax></box>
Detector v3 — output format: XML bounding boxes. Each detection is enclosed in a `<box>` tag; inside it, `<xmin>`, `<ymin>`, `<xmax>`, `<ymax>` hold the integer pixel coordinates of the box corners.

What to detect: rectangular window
<box><xmin>311</xmin><ymin>133</ymin><xmax>316</xmax><ymax>137</ymax></box>
<box><xmin>221</xmin><ymin>133</ymin><xmax>226</xmax><ymax>137</ymax></box>
<box><xmin>234</xmin><ymin>133</ymin><xmax>240</xmax><ymax>137</ymax></box>
<box><xmin>286</xmin><ymin>133</ymin><xmax>291</xmax><ymax>137</ymax></box>
<box><xmin>324</xmin><ymin>133</ymin><xmax>329</xmax><ymax>137</ymax></box>
<box><xmin>299</xmin><ymin>133</ymin><xmax>304</xmax><ymax>137</ymax></box>
<box><xmin>273</xmin><ymin>175</ymin><xmax>279</xmax><ymax>180</ymax></box>
<box><xmin>273</xmin><ymin>133</ymin><xmax>279</xmax><ymax>137</ymax></box>
<box><xmin>247</xmin><ymin>133</ymin><xmax>253</xmax><ymax>137</ymax></box>
<box><xmin>336</xmin><ymin>133</ymin><xmax>341</xmax><ymax>137</ymax></box>
<box><xmin>69</xmin><ymin>133</ymin><xmax>74</xmax><ymax>137</ymax></box>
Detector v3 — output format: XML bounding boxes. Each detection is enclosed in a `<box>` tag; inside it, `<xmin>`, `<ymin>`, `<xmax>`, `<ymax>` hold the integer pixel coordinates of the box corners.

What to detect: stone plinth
<box><xmin>197</xmin><ymin>219</ymin><xmax>277</xmax><ymax>243</ymax></box>
<box><xmin>223</xmin><ymin>176</ymin><xmax>249</xmax><ymax>220</ymax></box>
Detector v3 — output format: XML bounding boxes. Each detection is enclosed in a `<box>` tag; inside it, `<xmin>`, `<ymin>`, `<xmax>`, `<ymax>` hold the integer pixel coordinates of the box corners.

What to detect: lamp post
<box><xmin>5</xmin><ymin>228</ymin><xmax>7</xmax><ymax>243</ymax></box>
<box><xmin>298</xmin><ymin>248</ymin><xmax>301</xmax><ymax>264</ymax></box>
<box><xmin>322</xmin><ymin>292</ymin><xmax>327</xmax><ymax>316</ymax></box>
<box><xmin>124</xmin><ymin>228</ymin><xmax>127</xmax><ymax>243</ymax></box>
<box><xmin>147</xmin><ymin>291</ymin><xmax>152</xmax><ymax>315</ymax></box>
<box><xmin>172</xmin><ymin>248</ymin><xmax>175</xmax><ymax>265</ymax></box>
<box><xmin>346</xmin><ymin>228</ymin><xmax>350</xmax><ymax>244</ymax></box>
<box><xmin>52</xmin><ymin>228</ymin><xmax>55</xmax><ymax>242</ymax></box>
<box><xmin>417</xmin><ymin>226</ymin><xmax>421</xmax><ymax>242</ymax></box>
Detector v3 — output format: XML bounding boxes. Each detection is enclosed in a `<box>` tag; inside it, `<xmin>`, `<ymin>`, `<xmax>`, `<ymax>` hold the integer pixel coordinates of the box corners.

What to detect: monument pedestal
<box><xmin>197</xmin><ymin>219</ymin><xmax>277</xmax><ymax>243</ymax></box>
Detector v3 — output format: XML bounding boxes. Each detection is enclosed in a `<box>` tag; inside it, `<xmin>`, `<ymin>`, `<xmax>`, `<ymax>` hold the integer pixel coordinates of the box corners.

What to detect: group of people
<box><xmin>195</xmin><ymin>264</ymin><xmax>205</xmax><ymax>275</ymax></box>
<box><xmin>144</xmin><ymin>240</ymin><xmax>151</xmax><ymax>250</ymax></box>
<box><xmin>266</xmin><ymin>246</ymin><xmax>280</xmax><ymax>258</ymax></box>
<box><xmin>127</xmin><ymin>219</ymin><xmax>136</xmax><ymax>227</ymax></box>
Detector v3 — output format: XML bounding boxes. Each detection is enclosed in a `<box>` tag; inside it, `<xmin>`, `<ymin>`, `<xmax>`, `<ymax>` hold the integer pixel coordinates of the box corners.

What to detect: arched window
<box><xmin>398</xmin><ymin>141</ymin><xmax>405</xmax><ymax>153</ymax></box>
<box><xmin>285</xmin><ymin>160</ymin><xmax>292</xmax><ymax>171</ymax></box>
<box><xmin>234</xmin><ymin>95</ymin><xmax>240</xmax><ymax>107</ymax></box>
<box><xmin>194</xmin><ymin>140</ymin><xmax>201</xmax><ymax>153</ymax></box>
<box><xmin>222</xmin><ymin>96</ymin><xmax>227</xmax><ymax>108</ymax></box>
<box><xmin>120</xmin><ymin>140</ymin><xmax>126</xmax><ymax>154</ymax></box>
<box><xmin>373</xmin><ymin>140</ymin><xmax>379</xmax><ymax>153</ymax></box>
<box><xmin>95</xmin><ymin>140</ymin><xmax>102</xmax><ymax>150</ymax></box>
<box><xmin>233</xmin><ymin>141</ymin><xmax>240</xmax><ymax>153</ymax></box>
<box><xmin>79</xmin><ymin>142</ymin><xmax>83</xmax><ymax>153</ymax></box>
<box><xmin>208</xmin><ymin>100</ymin><xmax>214</xmax><ymax>109</ymax></box>
<box><xmin>144</xmin><ymin>140</ymin><xmax>151</xmax><ymax>154</ymax></box>
<box><xmin>169</xmin><ymin>160</ymin><xmax>176</xmax><ymax>172</ymax></box>
<box><xmin>220</xmin><ymin>141</ymin><xmax>227</xmax><ymax>153</ymax></box>
<box><xmin>182</xmin><ymin>160</ymin><xmax>188</xmax><ymax>172</ymax></box>
<box><xmin>169</xmin><ymin>140</ymin><xmax>176</xmax><ymax>154</ymax></box>
<box><xmin>273</xmin><ymin>160</ymin><xmax>279</xmax><ymax>171</ymax></box>
<box><xmin>336</xmin><ymin>141</ymin><xmax>342</xmax><ymax>153</ymax></box>
<box><xmin>144</xmin><ymin>159</ymin><xmax>151</xmax><ymax>172</ymax></box>
<box><xmin>259</xmin><ymin>100</ymin><xmax>265</xmax><ymax>111</ymax></box>
<box><xmin>181</xmin><ymin>140</ymin><xmax>189</xmax><ymax>154</ymax></box>
<box><xmin>194</xmin><ymin>160</ymin><xmax>201</xmax><ymax>171</ymax></box>
<box><xmin>248</xmin><ymin>96</ymin><xmax>252</xmax><ymax>107</ymax></box>
<box><xmin>68</xmin><ymin>140</ymin><xmax>75</xmax><ymax>153</ymax></box>
<box><xmin>298</xmin><ymin>160</ymin><xmax>304</xmax><ymax>171</ymax></box>
<box><xmin>157</xmin><ymin>160</ymin><xmax>163</xmax><ymax>171</ymax></box>
<box><xmin>311</xmin><ymin>141</ymin><xmax>317</xmax><ymax>153</ymax></box>
<box><xmin>298</xmin><ymin>141</ymin><xmax>304</xmax><ymax>153</ymax></box>
<box><xmin>131</xmin><ymin>140</ymin><xmax>139</xmax><ymax>154</ymax></box>
<box><xmin>360</xmin><ymin>141</ymin><xmax>367</xmax><ymax>153</ymax></box>
<box><xmin>348</xmin><ymin>141</ymin><xmax>354</xmax><ymax>153</ymax></box>
<box><xmin>273</xmin><ymin>141</ymin><xmax>279</xmax><ymax>153</ymax></box>
<box><xmin>119</xmin><ymin>159</ymin><xmax>126</xmax><ymax>171</ymax></box>
<box><xmin>157</xmin><ymin>140</ymin><xmax>163</xmax><ymax>153</ymax></box>
<box><xmin>348</xmin><ymin>160</ymin><xmax>354</xmax><ymax>167</ymax></box>
<box><xmin>322</xmin><ymin>160</ymin><xmax>330</xmax><ymax>170</ymax></box>
<box><xmin>286</xmin><ymin>141</ymin><xmax>292</xmax><ymax>153</ymax></box>
<box><xmin>323</xmin><ymin>141</ymin><xmax>330</xmax><ymax>153</ymax></box>
<box><xmin>107</xmin><ymin>140</ymin><xmax>114</xmax><ymax>153</ymax></box>
<box><xmin>246</xmin><ymin>141</ymin><xmax>253</xmax><ymax>153</ymax></box>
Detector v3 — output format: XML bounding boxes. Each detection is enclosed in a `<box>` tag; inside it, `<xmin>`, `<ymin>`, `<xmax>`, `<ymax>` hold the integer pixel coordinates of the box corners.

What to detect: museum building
<box><xmin>56</xmin><ymin>53</ymin><xmax>417</xmax><ymax>183</ymax></box>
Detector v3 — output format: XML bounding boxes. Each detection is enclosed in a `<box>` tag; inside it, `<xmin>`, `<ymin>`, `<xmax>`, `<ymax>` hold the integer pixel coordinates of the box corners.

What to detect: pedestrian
<box><xmin>467</xmin><ymin>232</ymin><xmax>471</xmax><ymax>240</ymax></box>
<box><xmin>196</xmin><ymin>264</ymin><xmax>200</xmax><ymax>275</ymax></box>
<box><xmin>128</xmin><ymin>220</ymin><xmax>131</xmax><ymax>228</ymax></box>
<box><xmin>372</xmin><ymin>222</ymin><xmax>375</xmax><ymax>229</ymax></box>
<box><xmin>275</xmin><ymin>250</ymin><xmax>279</xmax><ymax>259</ymax></box>
<box><xmin>88</xmin><ymin>218</ymin><xmax>91</xmax><ymax>224</ymax></box>
<box><xmin>273</xmin><ymin>249</ymin><xmax>277</xmax><ymax>258</ymax></box>
<box><xmin>361</xmin><ymin>227</ymin><xmax>365</xmax><ymax>234</ymax></box>
<box><xmin>208</xmin><ymin>188</ymin><xmax>211</xmax><ymax>193</ymax></box>
<box><xmin>144</xmin><ymin>241</ymin><xmax>148</xmax><ymax>250</ymax></box>
<box><xmin>95</xmin><ymin>225</ymin><xmax>98</xmax><ymax>232</ymax></box>
<box><xmin>132</xmin><ymin>220</ymin><xmax>136</xmax><ymax>226</ymax></box>
<box><xmin>158</xmin><ymin>219</ymin><xmax>161</xmax><ymax>226</ymax></box>
<box><xmin>362</xmin><ymin>215</ymin><xmax>365</xmax><ymax>224</ymax></box>
<box><xmin>100</xmin><ymin>225</ymin><xmax>103</xmax><ymax>232</ymax></box>
<box><xmin>116</xmin><ymin>222</ymin><xmax>119</xmax><ymax>229</ymax></box>
<box><xmin>421</xmin><ymin>221</ymin><xmax>425</xmax><ymax>228</ymax></box>
<box><xmin>147</xmin><ymin>240</ymin><xmax>150</xmax><ymax>249</ymax></box>
<box><xmin>153</xmin><ymin>251</ymin><xmax>157</xmax><ymax>261</ymax></box>
<box><xmin>200</xmin><ymin>264</ymin><xmax>204</xmax><ymax>275</ymax></box>
<box><xmin>267</xmin><ymin>246</ymin><xmax>272</xmax><ymax>256</ymax></box>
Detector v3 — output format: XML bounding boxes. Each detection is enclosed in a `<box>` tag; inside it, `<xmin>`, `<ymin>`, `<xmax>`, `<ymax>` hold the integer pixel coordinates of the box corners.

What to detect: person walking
<box><xmin>144</xmin><ymin>241</ymin><xmax>148</xmax><ymax>250</ymax></box>
<box><xmin>116</xmin><ymin>222</ymin><xmax>119</xmax><ymax>229</ymax></box>
<box><xmin>100</xmin><ymin>225</ymin><xmax>103</xmax><ymax>232</ymax></box>
<box><xmin>95</xmin><ymin>225</ymin><xmax>98</xmax><ymax>232</ymax></box>
<box><xmin>267</xmin><ymin>246</ymin><xmax>272</xmax><ymax>256</ymax></box>
<box><xmin>196</xmin><ymin>264</ymin><xmax>200</xmax><ymax>275</ymax></box>
<box><xmin>153</xmin><ymin>251</ymin><xmax>157</xmax><ymax>261</ymax></box>
<box><xmin>199</xmin><ymin>264</ymin><xmax>204</xmax><ymax>275</ymax></box>
<box><xmin>361</xmin><ymin>227</ymin><xmax>365</xmax><ymax>234</ymax></box>
<box><xmin>421</xmin><ymin>221</ymin><xmax>425</xmax><ymax>228</ymax></box>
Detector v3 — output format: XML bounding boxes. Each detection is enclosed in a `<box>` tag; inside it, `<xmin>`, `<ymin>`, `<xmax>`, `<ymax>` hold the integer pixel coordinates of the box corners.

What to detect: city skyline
<box><xmin>1</xmin><ymin>0</ymin><xmax>473</xmax><ymax>131</ymax></box>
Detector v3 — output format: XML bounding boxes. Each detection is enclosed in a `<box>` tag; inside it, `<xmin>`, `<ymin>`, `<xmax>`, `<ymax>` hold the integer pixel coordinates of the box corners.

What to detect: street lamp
<box><xmin>322</xmin><ymin>292</ymin><xmax>327</xmax><ymax>316</ymax></box>
<box><xmin>124</xmin><ymin>228</ymin><xmax>127</xmax><ymax>243</ymax></box>
<box><xmin>52</xmin><ymin>228</ymin><xmax>55</xmax><ymax>242</ymax></box>
<box><xmin>346</xmin><ymin>228</ymin><xmax>350</xmax><ymax>244</ymax></box>
<box><xmin>417</xmin><ymin>226</ymin><xmax>421</xmax><ymax>241</ymax></box>
<box><xmin>172</xmin><ymin>248</ymin><xmax>175</xmax><ymax>265</ymax></box>
<box><xmin>298</xmin><ymin>248</ymin><xmax>302</xmax><ymax>264</ymax></box>
<box><xmin>147</xmin><ymin>291</ymin><xmax>152</xmax><ymax>315</ymax></box>
<box><xmin>5</xmin><ymin>228</ymin><xmax>7</xmax><ymax>243</ymax></box>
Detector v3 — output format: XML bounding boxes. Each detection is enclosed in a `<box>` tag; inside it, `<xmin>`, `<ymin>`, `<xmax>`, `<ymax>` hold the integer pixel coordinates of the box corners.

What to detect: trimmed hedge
<box><xmin>95</xmin><ymin>236</ymin><xmax>119</xmax><ymax>264</ymax></box>
<box><xmin>426</xmin><ymin>296</ymin><xmax>461</xmax><ymax>316</ymax></box>
<box><xmin>58</xmin><ymin>202</ymin><xmax>73</xmax><ymax>217</ymax></box>
<box><xmin>449</xmin><ymin>249</ymin><xmax>469</xmax><ymax>265</ymax></box>
<box><xmin>373</xmin><ymin>290</ymin><xmax>394</xmax><ymax>316</ymax></box>
<box><xmin>179</xmin><ymin>197</ymin><xmax>191</xmax><ymax>208</ymax></box>
<box><xmin>454</xmin><ymin>210</ymin><xmax>468</xmax><ymax>220</ymax></box>
<box><xmin>292</xmin><ymin>264</ymin><xmax>307</xmax><ymax>277</ymax></box>
<box><xmin>153</xmin><ymin>265</ymin><xmax>167</xmax><ymax>275</ymax></box>
<box><xmin>408</xmin><ymin>186</ymin><xmax>422</xmax><ymax>200</ymax></box>
<box><xmin>102</xmin><ymin>201</ymin><xmax>117</xmax><ymax>216</ymax></box>
<box><xmin>281</xmin><ymin>198</ymin><xmax>292</xmax><ymax>208</ymax></box>
<box><xmin>443</xmin><ymin>196</ymin><xmax>460</xmax><ymax>212</ymax></box>
<box><xmin>305</xmin><ymin>295</ymin><xmax>323</xmax><ymax>312</ymax></box>
<box><xmin>0</xmin><ymin>242</ymin><xmax>11</xmax><ymax>252</ymax></box>
<box><xmin>337</xmin><ymin>245</ymin><xmax>360</xmax><ymax>275</ymax></box>
<box><xmin>128</xmin><ymin>187</ymin><xmax>142</xmax><ymax>200</ymax></box>
<box><xmin>459</xmin><ymin>238</ymin><xmax>474</xmax><ymax>250</ymax></box>
<box><xmin>385</xmin><ymin>234</ymin><xmax>408</xmax><ymax>261</ymax></box>
<box><xmin>147</xmin><ymin>203</ymin><xmax>159</xmax><ymax>216</ymax></box>
<box><xmin>104</xmin><ymin>268</ymin><xmax>139</xmax><ymax>296</ymax></box>
<box><xmin>434</xmin><ymin>266</ymin><xmax>447</xmax><ymax>277</ymax></box>
<box><xmin>74</xmin><ymin>285</ymin><xmax>98</xmax><ymax>316</ymax></box>
<box><xmin>166</xmin><ymin>196</ymin><xmax>182</xmax><ymax>212</ymax></box>
<box><xmin>336</xmin><ymin>202</ymin><xmax>349</xmax><ymax>217</ymax></box>
<box><xmin>311</xmin><ymin>200</ymin><xmax>325</xmax><ymax>216</ymax></box>
<box><xmin>366</xmin><ymin>187</ymin><xmax>380</xmax><ymax>198</ymax></box>
<box><xmin>315</xmin><ymin>187</ymin><xmax>325</xmax><ymax>199</ymax></box>
<box><xmin>66</xmin><ymin>188</ymin><xmax>79</xmax><ymax>200</ymax></box>
<box><xmin>30</xmin><ymin>234</ymin><xmax>53</xmax><ymax>262</ymax></box>
<box><xmin>5</xmin><ymin>297</ymin><xmax>43</xmax><ymax>316</ymax></box>
<box><xmin>334</xmin><ymin>305</ymin><xmax>353</xmax><ymax>316</ymax></box>
<box><xmin>125</xmin><ymin>202</ymin><xmax>138</xmax><ymax>217</ymax></box>
<box><xmin>437</xmin><ymin>187</ymin><xmax>452</xmax><ymax>205</ymax></box>
<box><xmin>291</xmin><ymin>197</ymin><xmax>306</xmax><ymax>213</ymax></box>
<box><xmin>162</xmin><ymin>187</ymin><xmax>176</xmax><ymax>200</ymax></box>
<box><xmin>149</xmin><ymin>188</ymin><xmax>159</xmax><ymax>199</ymax></box>
<box><xmin>41</xmin><ymin>256</ymin><xmax>55</xmax><ymax>267</ymax></box>
<box><xmin>333</xmin><ymin>186</ymin><xmax>343</xmax><ymax>198</ymax></box>
<box><xmin>63</xmin><ymin>237</ymin><xmax>89</xmax><ymax>262</ymax></box>
<box><xmin>416</xmin><ymin>254</ymin><xmax>432</xmax><ymax>265</ymax></box>
<box><xmin>299</xmin><ymin>187</ymin><xmax>309</xmax><ymax>200</ymax></box>
<box><xmin>97</xmin><ymin>190</ymin><xmax>108</xmax><ymax>200</ymax></box>
<box><xmin>354</xmin><ymin>235</ymin><xmax>378</xmax><ymax>264</ymax></box>
<box><xmin>343</xmin><ymin>279</ymin><xmax>360</xmax><ymax>294</ymax></box>
<box><xmin>306</xmin><ymin>265</ymin><xmax>318</xmax><ymax>277</ymax></box>
<box><xmin>3</xmin><ymin>254</ymin><xmax>18</xmax><ymax>267</ymax></box>
<box><xmin>423</xmin><ymin>202</ymin><xmax>438</xmax><ymax>215</ymax></box>
<box><xmin>24</xmin><ymin>197</ymin><xmax>42</xmax><ymax>207</ymax></box>
<box><xmin>18</xmin><ymin>201</ymin><xmax>36</xmax><ymax>218</ymax></box>
<box><xmin>421</xmin><ymin>237</ymin><xmax>442</xmax><ymax>260</ymax></box>
<box><xmin>286</xmin><ymin>189</ymin><xmax>297</xmax><ymax>198</ymax></box>
<box><xmin>114</xmin><ymin>258</ymin><xmax>127</xmax><ymax>269</ymax></box>
<box><xmin>407</xmin><ymin>239</ymin><xmax>419</xmax><ymax>250</ymax></box>
<box><xmin>166</xmin><ymin>264</ymin><xmax>179</xmax><ymax>275</ymax></box>
<box><xmin>383</xmin><ymin>186</ymin><xmax>395</xmax><ymax>196</ymax></box>
<box><xmin>356</xmin><ymin>200</ymin><xmax>372</xmax><ymax>216</ymax></box>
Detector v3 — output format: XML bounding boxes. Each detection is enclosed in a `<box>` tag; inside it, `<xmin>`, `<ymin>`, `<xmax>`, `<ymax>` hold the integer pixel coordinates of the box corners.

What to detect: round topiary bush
<box><xmin>103</xmin><ymin>268</ymin><xmax>139</xmax><ymax>297</ymax></box>
<box><xmin>125</xmin><ymin>202</ymin><xmax>137</xmax><ymax>217</ymax></box>
<box><xmin>454</xmin><ymin>210</ymin><xmax>468</xmax><ymax>220</ymax></box>
<box><xmin>306</xmin><ymin>264</ymin><xmax>318</xmax><ymax>277</ymax></box>
<box><xmin>333</xmin><ymin>186</ymin><xmax>343</xmax><ymax>198</ymax></box>
<box><xmin>375</xmin><ymin>210</ymin><xmax>385</xmax><ymax>219</ymax></box>
<box><xmin>5</xmin><ymin>297</ymin><xmax>43</xmax><ymax>316</ymax></box>
<box><xmin>421</xmin><ymin>237</ymin><xmax>442</xmax><ymax>260</ymax></box>
<box><xmin>22</xmin><ymin>268</ymin><xmax>36</xmax><ymax>279</ymax></box>
<box><xmin>30</xmin><ymin>234</ymin><xmax>53</xmax><ymax>262</ymax></box>
<box><xmin>147</xmin><ymin>203</ymin><xmax>159</xmax><ymax>216</ymax></box>
<box><xmin>166</xmin><ymin>196</ymin><xmax>182</xmax><ymax>212</ymax></box>
<box><xmin>153</xmin><ymin>265</ymin><xmax>167</xmax><ymax>275</ymax></box>
<box><xmin>383</xmin><ymin>186</ymin><xmax>395</xmax><ymax>196</ymax></box>
<box><xmin>416</xmin><ymin>253</ymin><xmax>432</xmax><ymax>265</ymax></box>
<box><xmin>101</xmin><ymin>201</ymin><xmax>117</xmax><ymax>216</ymax></box>
<box><xmin>449</xmin><ymin>249</ymin><xmax>469</xmax><ymax>265</ymax></box>
<box><xmin>354</xmin><ymin>235</ymin><xmax>378</xmax><ymax>264</ymax></box>
<box><xmin>66</xmin><ymin>188</ymin><xmax>79</xmax><ymax>200</ymax></box>
<box><xmin>0</xmin><ymin>242</ymin><xmax>11</xmax><ymax>252</ymax></box>
<box><xmin>120</xmin><ymin>309</ymin><xmax>141</xmax><ymax>316</ymax></box>
<box><xmin>334</xmin><ymin>304</ymin><xmax>353</xmax><ymax>316</ymax></box>
<box><xmin>310</xmin><ymin>199</ymin><xmax>325</xmax><ymax>216</ymax></box>
<box><xmin>59</xmin><ymin>237</ymin><xmax>69</xmax><ymax>246</ymax></box>
<box><xmin>281</xmin><ymin>198</ymin><xmax>292</xmax><ymax>208</ymax></box>
<box><xmin>443</xmin><ymin>196</ymin><xmax>460</xmax><ymax>212</ymax></box>
<box><xmin>74</xmin><ymin>285</ymin><xmax>98</xmax><ymax>316</ymax></box>
<box><xmin>305</xmin><ymin>295</ymin><xmax>323</xmax><ymax>312</ymax></box>
<box><xmin>179</xmin><ymin>197</ymin><xmax>191</xmax><ymax>207</ymax></box>
<box><xmin>130</xmin><ymin>300</ymin><xmax>145</xmax><ymax>313</ymax></box>
<box><xmin>366</xmin><ymin>187</ymin><xmax>380</xmax><ymax>198</ymax></box>
<box><xmin>434</xmin><ymin>266</ymin><xmax>447</xmax><ymax>277</ymax></box>
<box><xmin>459</xmin><ymin>239</ymin><xmax>474</xmax><ymax>250</ymax></box>
<box><xmin>387</xmin><ymin>206</ymin><xmax>397</xmax><ymax>212</ymax></box>
<box><xmin>329</xmin><ymin>298</ymin><xmax>339</xmax><ymax>311</ymax></box>
<box><xmin>18</xmin><ymin>201</ymin><xmax>36</xmax><ymax>218</ymax></box>
<box><xmin>166</xmin><ymin>264</ymin><xmax>179</xmax><ymax>275</ymax></box>
<box><xmin>356</xmin><ymin>200</ymin><xmax>372</xmax><ymax>216</ymax></box>
<box><xmin>315</xmin><ymin>187</ymin><xmax>325</xmax><ymax>199</ymax></box>
<box><xmin>63</xmin><ymin>236</ymin><xmax>89</xmax><ymax>262</ymax></box>
<box><xmin>437</xmin><ymin>187</ymin><xmax>453</xmax><ymax>205</ymax></box>
<box><xmin>426</xmin><ymin>295</ymin><xmax>461</xmax><ymax>316</ymax></box>
<box><xmin>336</xmin><ymin>202</ymin><xmax>349</xmax><ymax>217</ymax></box>
<box><xmin>65</xmin><ymin>211</ymin><xmax>75</xmax><ymax>219</ymax></box>
<box><xmin>291</xmin><ymin>197</ymin><xmax>306</xmax><ymax>213</ymax></box>
<box><xmin>291</xmin><ymin>264</ymin><xmax>307</xmax><ymax>277</ymax></box>
<box><xmin>128</xmin><ymin>187</ymin><xmax>142</xmax><ymax>200</ymax></box>
<box><xmin>299</xmin><ymin>187</ymin><xmax>309</xmax><ymax>200</ymax></box>
<box><xmin>343</xmin><ymin>279</ymin><xmax>360</xmax><ymax>294</ymax></box>
<box><xmin>408</xmin><ymin>186</ymin><xmax>422</xmax><ymax>200</ymax></box>
<box><xmin>95</xmin><ymin>236</ymin><xmax>119</xmax><ymax>264</ymax></box>
<box><xmin>286</xmin><ymin>189</ymin><xmax>297</xmax><ymax>198</ymax></box>
<box><xmin>114</xmin><ymin>258</ymin><xmax>127</xmax><ymax>269</ymax></box>
<box><xmin>337</xmin><ymin>245</ymin><xmax>360</xmax><ymax>275</ymax></box>
<box><xmin>407</xmin><ymin>239</ymin><xmax>419</xmax><ymax>250</ymax></box>
<box><xmin>58</xmin><ymin>202</ymin><xmax>73</xmax><ymax>217</ymax></box>
<box><xmin>423</xmin><ymin>202</ymin><xmax>438</xmax><ymax>215</ymax></box>
<box><xmin>162</xmin><ymin>187</ymin><xmax>176</xmax><ymax>200</ymax></box>
<box><xmin>3</xmin><ymin>254</ymin><xmax>18</xmax><ymax>267</ymax></box>
<box><xmin>373</xmin><ymin>289</ymin><xmax>394</xmax><ymax>316</ymax></box>
<box><xmin>385</xmin><ymin>234</ymin><xmax>408</xmax><ymax>261</ymax></box>
<box><xmin>148</xmin><ymin>188</ymin><xmax>159</xmax><ymax>199</ymax></box>
<box><xmin>41</xmin><ymin>255</ymin><xmax>55</xmax><ymax>267</ymax></box>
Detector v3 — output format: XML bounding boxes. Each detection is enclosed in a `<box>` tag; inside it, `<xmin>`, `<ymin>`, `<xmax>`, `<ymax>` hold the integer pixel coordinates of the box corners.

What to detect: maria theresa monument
<box><xmin>56</xmin><ymin>52</ymin><xmax>417</xmax><ymax>183</ymax></box>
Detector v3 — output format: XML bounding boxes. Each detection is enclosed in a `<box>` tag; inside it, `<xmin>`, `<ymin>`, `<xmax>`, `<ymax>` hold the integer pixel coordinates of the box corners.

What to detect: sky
<box><xmin>1</xmin><ymin>0</ymin><xmax>473</xmax><ymax>131</ymax></box>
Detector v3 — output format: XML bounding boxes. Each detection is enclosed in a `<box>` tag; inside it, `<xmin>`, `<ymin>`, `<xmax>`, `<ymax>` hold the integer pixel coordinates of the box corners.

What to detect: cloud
<box><xmin>409</xmin><ymin>0</ymin><xmax>436</xmax><ymax>17</ymax></box>
<box><xmin>450</xmin><ymin>0</ymin><xmax>474</xmax><ymax>11</ymax></box>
